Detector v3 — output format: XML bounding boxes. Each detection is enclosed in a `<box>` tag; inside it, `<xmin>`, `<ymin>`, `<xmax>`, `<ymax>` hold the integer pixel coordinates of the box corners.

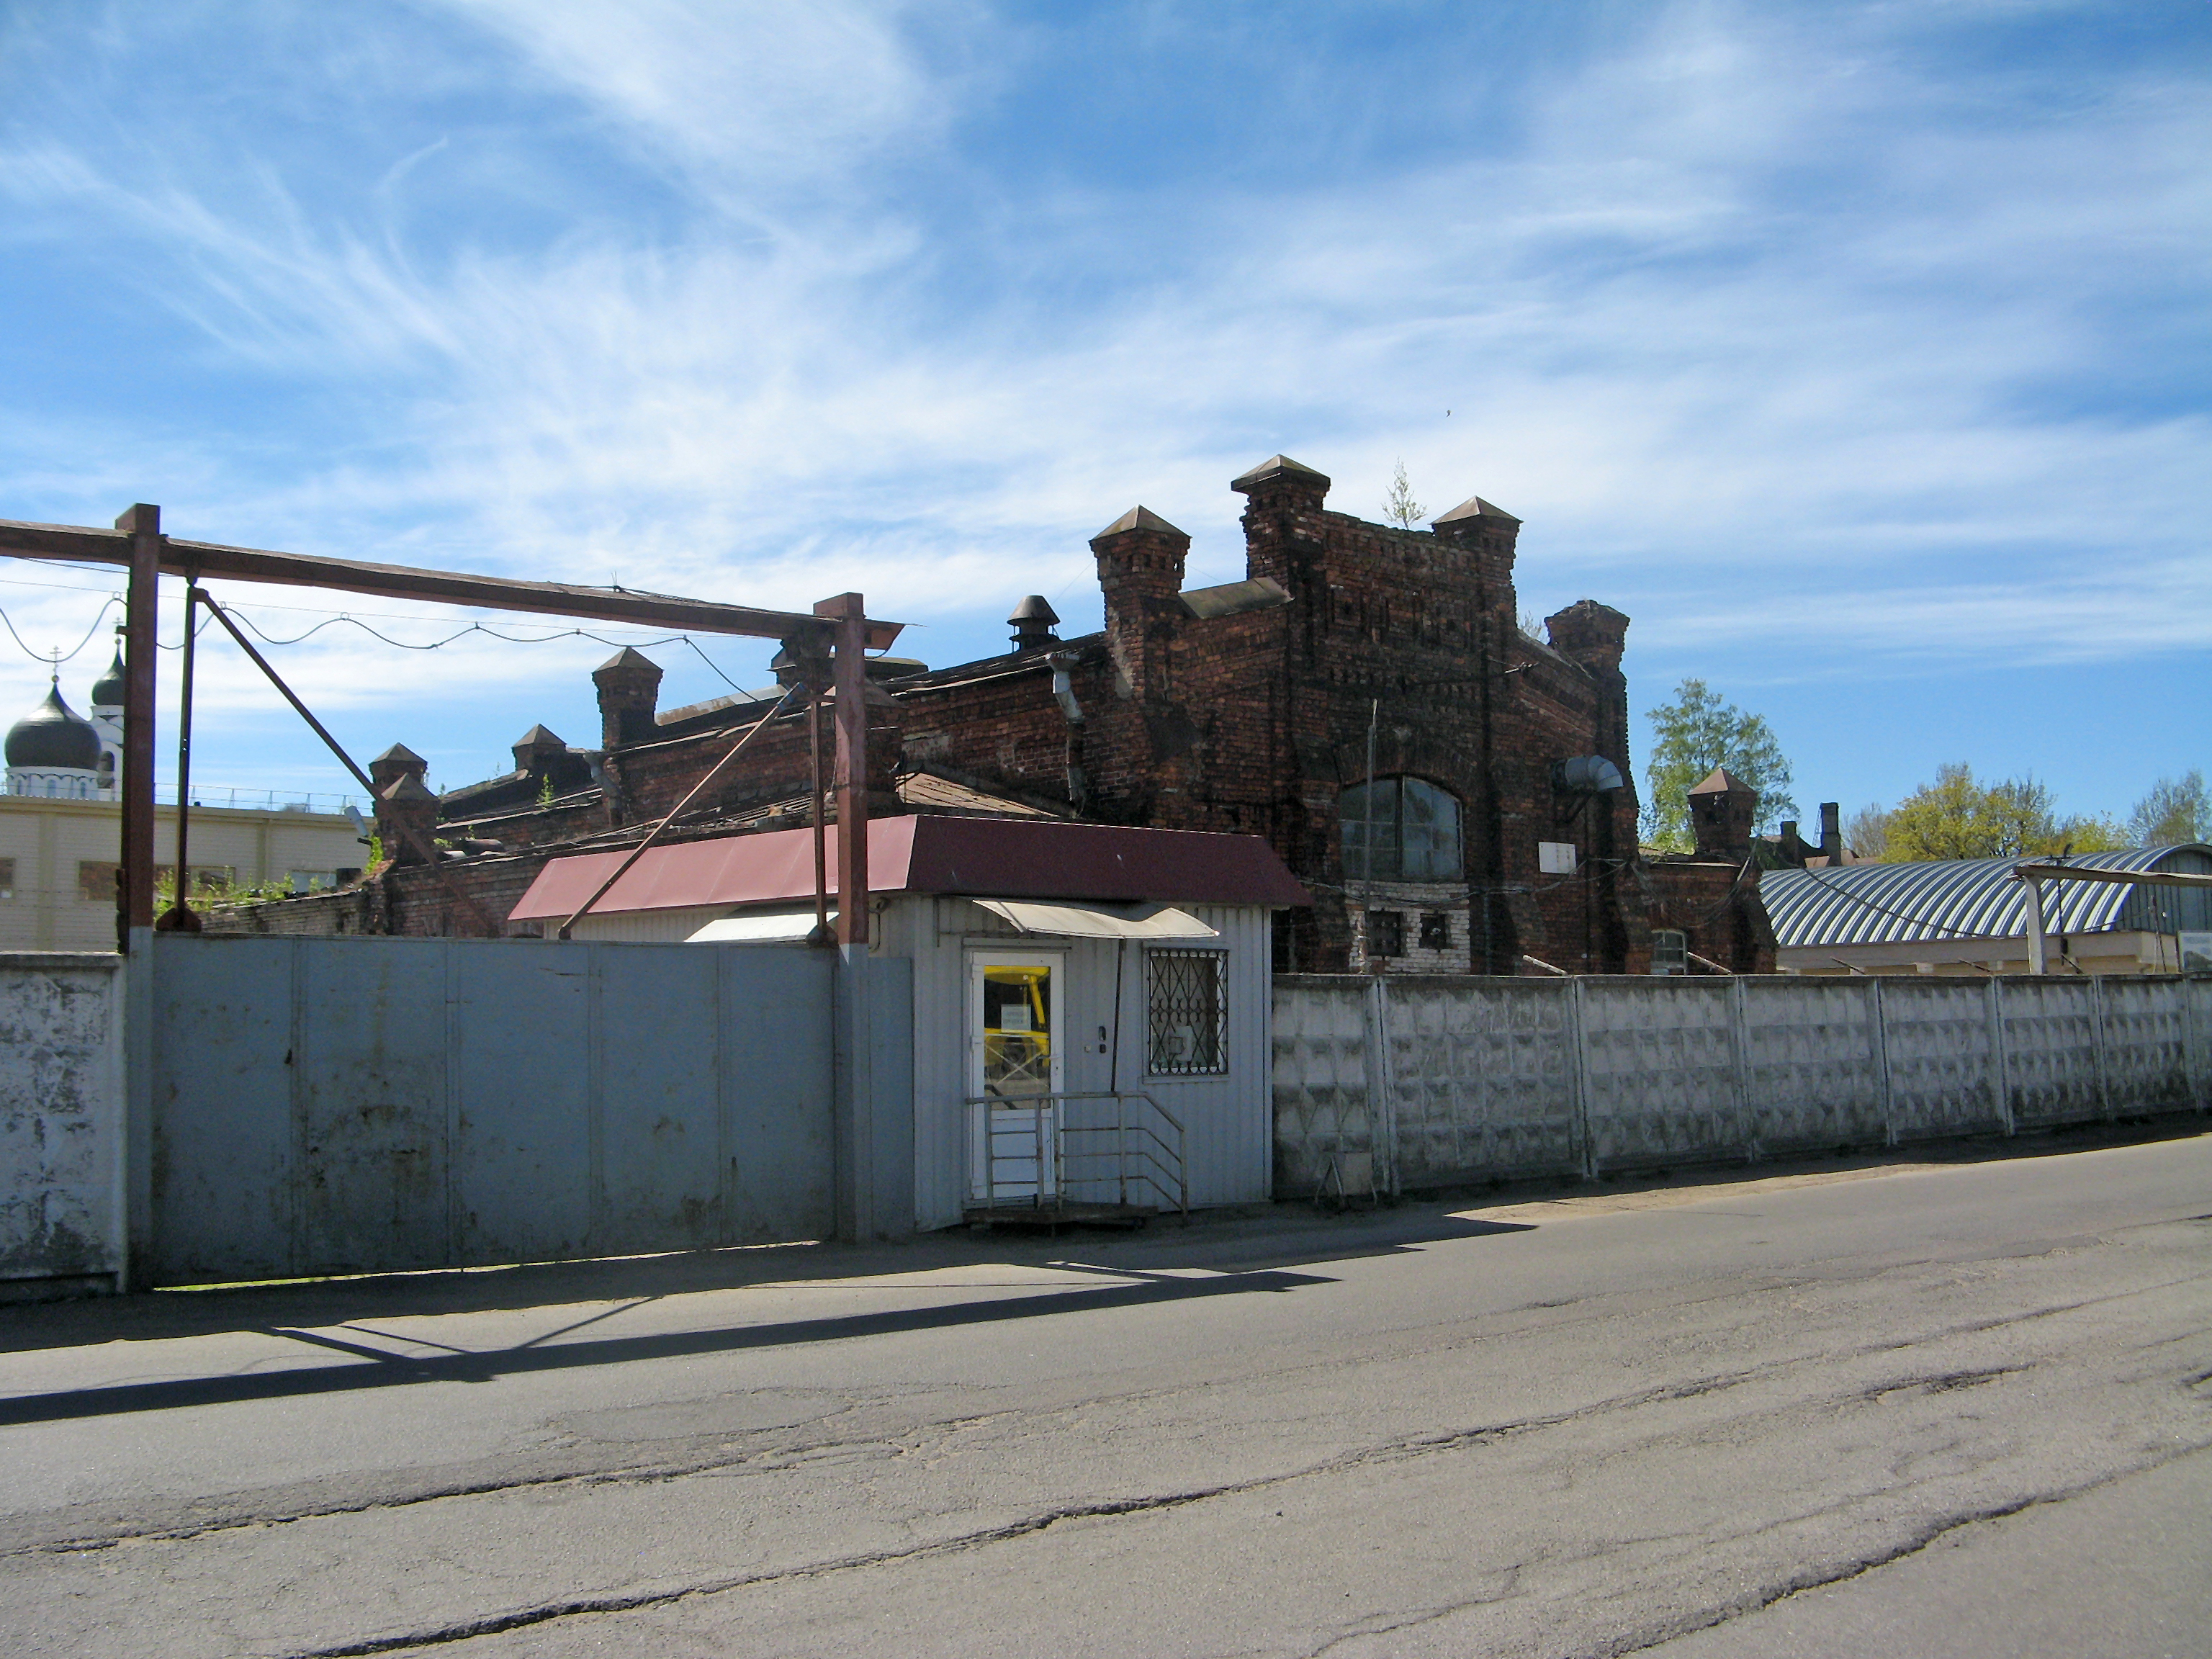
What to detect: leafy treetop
<box><xmin>1851</xmin><ymin>764</ymin><xmax>2123</xmax><ymax>860</ymax></box>
<box><xmin>1642</xmin><ymin>678</ymin><xmax>1797</xmax><ymax>851</ymax></box>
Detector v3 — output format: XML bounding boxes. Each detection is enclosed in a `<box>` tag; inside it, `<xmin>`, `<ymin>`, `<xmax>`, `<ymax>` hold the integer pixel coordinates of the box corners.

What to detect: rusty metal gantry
<box><xmin>0</xmin><ymin>509</ymin><xmax>902</xmax><ymax>950</ymax></box>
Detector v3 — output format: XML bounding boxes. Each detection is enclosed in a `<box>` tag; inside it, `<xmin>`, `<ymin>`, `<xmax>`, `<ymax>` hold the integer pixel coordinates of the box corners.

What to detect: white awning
<box><xmin>971</xmin><ymin>899</ymin><xmax>1218</xmax><ymax>940</ymax></box>
<box><xmin>685</xmin><ymin>907</ymin><xmax>833</xmax><ymax>943</ymax></box>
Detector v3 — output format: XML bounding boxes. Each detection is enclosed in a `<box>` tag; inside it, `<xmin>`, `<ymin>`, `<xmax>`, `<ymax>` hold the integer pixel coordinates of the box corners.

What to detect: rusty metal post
<box><xmin>810</xmin><ymin>695</ymin><xmax>831</xmax><ymax>945</ymax></box>
<box><xmin>156</xmin><ymin>587</ymin><xmax>204</xmax><ymax>932</ymax></box>
<box><xmin>815</xmin><ymin>592</ymin><xmax>871</xmax><ymax>946</ymax></box>
<box><xmin>814</xmin><ymin>590</ymin><xmax>894</xmax><ymax>1241</ymax></box>
<box><xmin>116</xmin><ymin>505</ymin><xmax>161</xmax><ymax>951</ymax></box>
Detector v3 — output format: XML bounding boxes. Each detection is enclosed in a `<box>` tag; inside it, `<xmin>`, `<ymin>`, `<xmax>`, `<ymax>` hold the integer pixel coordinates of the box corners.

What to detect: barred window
<box><xmin>1366</xmin><ymin>909</ymin><xmax>1405</xmax><ymax>958</ymax></box>
<box><xmin>1146</xmin><ymin>948</ymin><xmax>1228</xmax><ymax>1076</ymax></box>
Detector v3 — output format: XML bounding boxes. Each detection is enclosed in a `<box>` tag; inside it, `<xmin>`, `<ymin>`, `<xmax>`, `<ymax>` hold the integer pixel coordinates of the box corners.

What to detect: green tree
<box><xmin>1382</xmin><ymin>459</ymin><xmax>1426</xmax><ymax>529</ymax></box>
<box><xmin>1844</xmin><ymin>802</ymin><xmax>1892</xmax><ymax>861</ymax></box>
<box><xmin>2127</xmin><ymin>770</ymin><xmax>2208</xmax><ymax>845</ymax></box>
<box><xmin>1641</xmin><ymin>678</ymin><xmax>1797</xmax><ymax>850</ymax></box>
<box><xmin>1881</xmin><ymin>764</ymin><xmax>2123</xmax><ymax>860</ymax></box>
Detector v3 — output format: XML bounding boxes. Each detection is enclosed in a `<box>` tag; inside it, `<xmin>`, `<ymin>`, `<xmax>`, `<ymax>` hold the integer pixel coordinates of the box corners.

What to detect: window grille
<box><xmin>1146</xmin><ymin>948</ymin><xmax>1228</xmax><ymax>1076</ymax></box>
<box><xmin>1652</xmin><ymin>930</ymin><xmax>1688</xmax><ymax>975</ymax></box>
<box><xmin>1366</xmin><ymin>909</ymin><xmax>1406</xmax><ymax>958</ymax></box>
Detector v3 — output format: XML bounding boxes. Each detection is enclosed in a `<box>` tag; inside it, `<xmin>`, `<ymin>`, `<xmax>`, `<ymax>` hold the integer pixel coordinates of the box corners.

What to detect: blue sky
<box><xmin>1</xmin><ymin>1</ymin><xmax>2206</xmax><ymax>826</ymax></box>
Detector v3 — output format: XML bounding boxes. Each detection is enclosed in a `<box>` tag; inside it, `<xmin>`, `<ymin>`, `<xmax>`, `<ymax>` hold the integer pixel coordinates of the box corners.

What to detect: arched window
<box><xmin>1339</xmin><ymin>777</ymin><xmax>1462</xmax><ymax>881</ymax></box>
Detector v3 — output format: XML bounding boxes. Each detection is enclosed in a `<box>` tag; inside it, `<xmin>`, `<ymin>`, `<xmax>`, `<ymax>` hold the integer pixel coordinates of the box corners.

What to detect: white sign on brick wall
<box><xmin>1537</xmin><ymin>842</ymin><xmax>1578</xmax><ymax>876</ymax></box>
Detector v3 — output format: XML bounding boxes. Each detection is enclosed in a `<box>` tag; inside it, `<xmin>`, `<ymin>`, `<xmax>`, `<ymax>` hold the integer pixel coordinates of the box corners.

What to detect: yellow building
<box><xmin>0</xmin><ymin>793</ymin><xmax>368</xmax><ymax>950</ymax></box>
<box><xmin>2</xmin><ymin>657</ymin><xmax>366</xmax><ymax>948</ymax></box>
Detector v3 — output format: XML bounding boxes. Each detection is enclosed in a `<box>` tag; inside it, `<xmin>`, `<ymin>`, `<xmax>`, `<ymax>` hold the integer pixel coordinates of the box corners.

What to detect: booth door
<box><xmin>968</xmin><ymin>950</ymin><xmax>1064</xmax><ymax>1202</ymax></box>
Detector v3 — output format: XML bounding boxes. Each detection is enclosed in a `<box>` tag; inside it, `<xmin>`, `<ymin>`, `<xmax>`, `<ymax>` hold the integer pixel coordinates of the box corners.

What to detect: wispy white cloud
<box><xmin>0</xmin><ymin>0</ymin><xmax>2205</xmax><ymax>795</ymax></box>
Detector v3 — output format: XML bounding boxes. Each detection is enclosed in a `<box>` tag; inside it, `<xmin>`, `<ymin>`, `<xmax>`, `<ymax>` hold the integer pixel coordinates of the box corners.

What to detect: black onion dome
<box><xmin>5</xmin><ymin>685</ymin><xmax>104</xmax><ymax>771</ymax></box>
<box><xmin>89</xmin><ymin>647</ymin><xmax>127</xmax><ymax>709</ymax></box>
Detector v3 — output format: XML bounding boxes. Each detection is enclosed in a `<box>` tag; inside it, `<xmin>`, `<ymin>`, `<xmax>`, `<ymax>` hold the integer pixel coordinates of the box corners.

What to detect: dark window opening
<box><xmin>1340</xmin><ymin>777</ymin><xmax>1464</xmax><ymax>881</ymax></box>
<box><xmin>1367</xmin><ymin>909</ymin><xmax>1406</xmax><ymax>958</ymax></box>
<box><xmin>1419</xmin><ymin>912</ymin><xmax>1451</xmax><ymax>952</ymax></box>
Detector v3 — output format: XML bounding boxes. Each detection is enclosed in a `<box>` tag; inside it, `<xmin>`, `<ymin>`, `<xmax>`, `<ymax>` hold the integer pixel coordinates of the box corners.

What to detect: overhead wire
<box><xmin>0</xmin><ymin>596</ymin><xmax>123</xmax><ymax>669</ymax></box>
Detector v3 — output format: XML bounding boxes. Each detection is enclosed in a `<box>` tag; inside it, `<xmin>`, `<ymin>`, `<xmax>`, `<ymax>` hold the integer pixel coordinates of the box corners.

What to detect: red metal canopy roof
<box><xmin>507</xmin><ymin>816</ymin><xmax>1311</xmax><ymax>921</ymax></box>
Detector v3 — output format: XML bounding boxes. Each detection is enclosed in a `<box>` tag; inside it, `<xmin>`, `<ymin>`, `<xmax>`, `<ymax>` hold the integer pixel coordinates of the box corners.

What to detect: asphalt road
<box><xmin>3</xmin><ymin>1129</ymin><xmax>2208</xmax><ymax>1658</ymax></box>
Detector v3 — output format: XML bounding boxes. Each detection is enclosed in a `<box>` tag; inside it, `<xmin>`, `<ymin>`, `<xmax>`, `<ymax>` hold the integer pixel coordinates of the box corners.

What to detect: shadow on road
<box><xmin>3</xmin><ymin>1120</ymin><xmax>2195</xmax><ymax>1388</ymax></box>
<box><xmin>0</xmin><ymin>1260</ymin><xmax>1362</xmax><ymax>1426</ymax></box>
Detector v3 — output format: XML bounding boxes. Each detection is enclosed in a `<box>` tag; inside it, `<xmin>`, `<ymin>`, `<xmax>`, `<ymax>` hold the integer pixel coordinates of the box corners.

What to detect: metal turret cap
<box><xmin>89</xmin><ymin>647</ymin><xmax>127</xmax><ymax>710</ymax></box>
<box><xmin>1007</xmin><ymin>595</ymin><xmax>1060</xmax><ymax>627</ymax></box>
<box><xmin>4</xmin><ymin>684</ymin><xmax>104</xmax><ymax>771</ymax></box>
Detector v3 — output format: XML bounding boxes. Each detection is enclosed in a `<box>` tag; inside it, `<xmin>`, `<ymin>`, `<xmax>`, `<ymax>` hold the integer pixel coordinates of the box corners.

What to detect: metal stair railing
<box><xmin>965</xmin><ymin>1091</ymin><xmax>1187</xmax><ymax>1218</ymax></box>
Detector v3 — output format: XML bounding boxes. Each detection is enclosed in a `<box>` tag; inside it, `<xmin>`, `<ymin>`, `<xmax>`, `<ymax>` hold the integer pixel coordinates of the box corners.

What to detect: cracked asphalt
<box><xmin>3</xmin><ymin>1129</ymin><xmax>2208</xmax><ymax>1657</ymax></box>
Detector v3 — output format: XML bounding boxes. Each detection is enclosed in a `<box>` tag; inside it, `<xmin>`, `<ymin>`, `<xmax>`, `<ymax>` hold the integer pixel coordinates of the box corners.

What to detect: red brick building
<box><xmin>223</xmin><ymin>455</ymin><xmax>1772</xmax><ymax>974</ymax></box>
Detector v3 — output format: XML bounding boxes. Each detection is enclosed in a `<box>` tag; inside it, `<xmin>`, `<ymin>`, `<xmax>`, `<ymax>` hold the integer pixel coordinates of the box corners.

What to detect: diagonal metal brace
<box><xmin>197</xmin><ymin>596</ymin><xmax>504</xmax><ymax>937</ymax></box>
<box><xmin>557</xmin><ymin>665</ymin><xmax>818</xmax><ymax>940</ymax></box>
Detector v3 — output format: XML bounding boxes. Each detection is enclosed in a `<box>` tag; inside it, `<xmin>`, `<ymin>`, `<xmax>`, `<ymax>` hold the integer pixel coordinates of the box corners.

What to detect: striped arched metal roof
<box><xmin>1761</xmin><ymin>845</ymin><xmax>2212</xmax><ymax>948</ymax></box>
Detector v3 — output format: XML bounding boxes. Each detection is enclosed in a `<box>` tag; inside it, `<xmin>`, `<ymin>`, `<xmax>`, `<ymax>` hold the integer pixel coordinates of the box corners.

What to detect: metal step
<box><xmin>963</xmin><ymin>1200</ymin><xmax>1156</xmax><ymax>1231</ymax></box>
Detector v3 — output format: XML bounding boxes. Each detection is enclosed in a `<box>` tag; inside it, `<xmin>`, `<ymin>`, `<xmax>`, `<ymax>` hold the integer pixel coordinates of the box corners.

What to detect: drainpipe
<box><xmin>1050</xmin><ymin>652</ymin><xmax>1087</xmax><ymax>811</ymax></box>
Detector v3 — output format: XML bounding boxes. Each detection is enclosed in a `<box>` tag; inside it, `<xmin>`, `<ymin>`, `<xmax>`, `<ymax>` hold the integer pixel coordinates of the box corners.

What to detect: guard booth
<box><xmin>508</xmin><ymin>817</ymin><xmax>1308</xmax><ymax>1230</ymax></box>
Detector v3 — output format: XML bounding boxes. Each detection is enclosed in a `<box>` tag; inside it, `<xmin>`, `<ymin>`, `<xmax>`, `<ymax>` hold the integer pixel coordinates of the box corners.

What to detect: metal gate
<box><xmin>143</xmin><ymin>935</ymin><xmax>879</xmax><ymax>1286</ymax></box>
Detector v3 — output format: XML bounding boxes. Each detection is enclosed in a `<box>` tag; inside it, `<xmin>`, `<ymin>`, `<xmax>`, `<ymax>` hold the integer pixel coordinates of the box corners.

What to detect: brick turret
<box><xmin>593</xmin><ymin>648</ymin><xmax>662</xmax><ymax>749</ymax></box>
<box><xmin>1543</xmin><ymin>601</ymin><xmax>1629</xmax><ymax>675</ymax></box>
<box><xmin>376</xmin><ymin>772</ymin><xmax>440</xmax><ymax>865</ymax></box>
<box><xmin>369</xmin><ymin>743</ymin><xmax>426</xmax><ymax>795</ymax></box>
<box><xmin>1431</xmin><ymin>493</ymin><xmax>1522</xmax><ymax>621</ymax></box>
<box><xmin>1232</xmin><ymin>454</ymin><xmax>1331</xmax><ymax>595</ymax></box>
<box><xmin>1688</xmin><ymin>767</ymin><xmax>1759</xmax><ymax>860</ymax></box>
<box><xmin>1090</xmin><ymin>507</ymin><xmax>1190</xmax><ymax>702</ymax></box>
<box><xmin>511</xmin><ymin>724</ymin><xmax>567</xmax><ymax>775</ymax></box>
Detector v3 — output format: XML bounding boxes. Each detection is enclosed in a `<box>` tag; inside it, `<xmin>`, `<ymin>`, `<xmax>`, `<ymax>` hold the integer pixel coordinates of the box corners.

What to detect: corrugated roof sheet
<box><xmin>1762</xmin><ymin>846</ymin><xmax>2212</xmax><ymax>948</ymax></box>
<box><xmin>510</xmin><ymin>817</ymin><xmax>1313</xmax><ymax>920</ymax></box>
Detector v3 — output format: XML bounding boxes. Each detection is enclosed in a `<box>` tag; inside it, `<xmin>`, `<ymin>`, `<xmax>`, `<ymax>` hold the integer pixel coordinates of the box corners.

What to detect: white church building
<box><xmin>2</xmin><ymin>649</ymin><xmax>367</xmax><ymax>949</ymax></box>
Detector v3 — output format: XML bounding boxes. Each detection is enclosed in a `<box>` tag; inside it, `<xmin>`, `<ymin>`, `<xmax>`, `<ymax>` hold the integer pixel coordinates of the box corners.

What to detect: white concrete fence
<box><xmin>1274</xmin><ymin>973</ymin><xmax>2212</xmax><ymax>1197</ymax></box>
<box><xmin>1</xmin><ymin>953</ymin><xmax>125</xmax><ymax>1298</ymax></box>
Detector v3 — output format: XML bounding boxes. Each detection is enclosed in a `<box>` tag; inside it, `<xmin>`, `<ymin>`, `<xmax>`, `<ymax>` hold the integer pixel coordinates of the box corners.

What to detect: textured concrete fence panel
<box><xmin>1580</xmin><ymin>980</ymin><xmax>1740</xmax><ymax>1168</ymax></box>
<box><xmin>1272</xmin><ymin>977</ymin><xmax>1377</xmax><ymax>1196</ymax></box>
<box><xmin>0</xmin><ymin>954</ymin><xmax>124</xmax><ymax>1295</ymax></box>
<box><xmin>1275</xmin><ymin>974</ymin><xmax>2210</xmax><ymax>1197</ymax></box>
<box><xmin>1385</xmin><ymin>978</ymin><xmax>1578</xmax><ymax>1186</ymax></box>
<box><xmin>2100</xmin><ymin>978</ymin><xmax>2193</xmax><ymax>1115</ymax></box>
<box><xmin>2001</xmin><ymin>979</ymin><xmax>2101</xmax><ymax>1130</ymax></box>
<box><xmin>1878</xmin><ymin>981</ymin><xmax>2008</xmax><ymax>1142</ymax></box>
<box><xmin>1740</xmin><ymin>978</ymin><xmax>1886</xmax><ymax>1153</ymax></box>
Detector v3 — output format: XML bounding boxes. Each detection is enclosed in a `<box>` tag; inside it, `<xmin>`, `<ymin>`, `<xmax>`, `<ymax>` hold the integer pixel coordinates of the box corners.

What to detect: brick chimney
<box><xmin>1688</xmin><ymin>767</ymin><xmax>1759</xmax><ymax>860</ymax></box>
<box><xmin>1231</xmin><ymin>454</ymin><xmax>1331</xmax><ymax>593</ymax></box>
<box><xmin>1819</xmin><ymin>801</ymin><xmax>1843</xmax><ymax>866</ymax></box>
<box><xmin>593</xmin><ymin>648</ymin><xmax>662</xmax><ymax>749</ymax></box>
<box><xmin>1091</xmin><ymin>506</ymin><xmax>1189</xmax><ymax>701</ymax></box>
